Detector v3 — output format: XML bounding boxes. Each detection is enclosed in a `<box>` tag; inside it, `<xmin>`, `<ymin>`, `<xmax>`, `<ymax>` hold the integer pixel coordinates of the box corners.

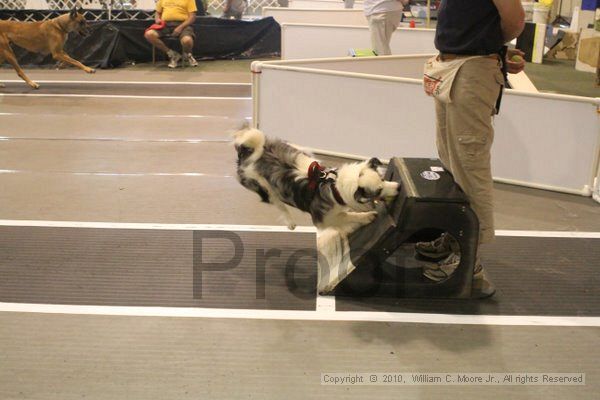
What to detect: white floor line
<box><xmin>0</xmin><ymin>112</ymin><xmax>251</xmax><ymax>120</ymax></box>
<box><xmin>316</xmin><ymin>295</ymin><xmax>336</xmax><ymax>313</ymax></box>
<box><xmin>0</xmin><ymin>137</ymin><xmax>231</xmax><ymax>143</ymax></box>
<box><xmin>0</xmin><ymin>219</ymin><xmax>318</xmax><ymax>233</ymax></box>
<box><xmin>0</xmin><ymin>93</ymin><xmax>251</xmax><ymax>100</ymax></box>
<box><xmin>495</xmin><ymin>230</ymin><xmax>600</xmax><ymax>238</ymax></box>
<box><xmin>0</xmin><ymin>220</ymin><xmax>597</xmax><ymax>238</ymax></box>
<box><xmin>0</xmin><ymin>302</ymin><xmax>598</xmax><ymax>327</ymax></box>
<box><xmin>0</xmin><ymin>170</ymin><xmax>235</xmax><ymax>178</ymax></box>
<box><xmin>0</xmin><ymin>80</ymin><xmax>251</xmax><ymax>86</ymax></box>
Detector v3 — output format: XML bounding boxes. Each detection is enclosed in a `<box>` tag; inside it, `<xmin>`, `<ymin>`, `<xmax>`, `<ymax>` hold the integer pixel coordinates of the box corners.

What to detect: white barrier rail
<box><xmin>281</xmin><ymin>23</ymin><xmax>436</xmax><ymax>59</ymax></box>
<box><xmin>280</xmin><ymin>23</ymin><xmax>538</xmax><ymax>92</ymax></box>
<box><xmin>262</xmin><ymin>6</ymin><xmax>366</xmax><ymax>25</ymax></box>
<box><xmin>252</xmin><ymin>55</ymin><xmax>600</xmax><ymax>196</ymax></box>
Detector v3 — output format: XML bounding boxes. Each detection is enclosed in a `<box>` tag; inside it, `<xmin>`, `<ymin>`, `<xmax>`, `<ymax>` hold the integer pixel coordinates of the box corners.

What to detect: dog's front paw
<box><xmin>382</xmin><ymin>181</ymin><xmax>400</xmax><ymax>197</ymax></box>
<box><xmin>364</xmin><ymin>211</ymin><xmax>378</xmax><ymax>223</ymax></box>
<box><xmin>287</xmin><ymin>222</ymin><xmax>297</xmax><ymax>231</ymax></box>
<box><xmin>29</xmin><ymin>82</ymin><xmax>40</xmax><ymax>90</ymax></box>
<box><xmin>86</xmin><ymin>68</ymin><xmax>96</xmax><ymax>74</ymax></box>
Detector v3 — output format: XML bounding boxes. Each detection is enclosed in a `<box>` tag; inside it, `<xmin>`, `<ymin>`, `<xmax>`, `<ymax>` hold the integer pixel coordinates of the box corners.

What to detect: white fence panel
<box><xmin>288</xmin><ymin>0</ymin><xmax>363</xmax><ymax>9</ymax></box>
<box><xmin>262</xmin><ymin>6</ymin><xmax>367</xmax><ymax>25</ymax></box>
<box><xmin>492</xmin><ymin>92</ymin><xmax>599</xmax><ymax>194</ymax></box>
<box><xmin>253</xmin><ymin>56</ymin><xmax>600</xmax><ymax>195</ymax></box>
<box><xmin>276</xmin><ymin>54</ymin><xmax>432</xmax><ymax>78</ymax></box>
<box><xmin>281</xmin><ymin>23</ymin><xmax>436</xmax><ymax>59</ymax></box>
<box><xmin>593</xmin><ymin>159</ymin><xmax>600</xmax><ymax>203</ymax></box>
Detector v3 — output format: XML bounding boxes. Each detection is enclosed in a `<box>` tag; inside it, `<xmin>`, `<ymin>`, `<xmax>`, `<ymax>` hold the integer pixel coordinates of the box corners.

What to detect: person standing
<box><xmin>419</xmin><ymin>0</ymin><xmax>526</xmax><ymax>297</ymax></box>
<box><xmin>221</xmin><ymin>0</ymin><xmax>247</xmax><ymax>20</ymax></box>
<box><xmin>144</xmin><ymin>0</ymin><xmax>198</xmax><ymax>68</ymax></box>
<box><xmin>363</xmin><ymin>0</ymin><xmax>409</xmax><ymax>55</ymax></box>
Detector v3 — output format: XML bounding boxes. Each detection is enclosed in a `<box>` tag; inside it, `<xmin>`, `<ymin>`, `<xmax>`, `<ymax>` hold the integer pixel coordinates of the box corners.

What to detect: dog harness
<box><xmin>307</xmin><ymin>161</ymin><xmax>346</xmax><ymax>206</ymax></box>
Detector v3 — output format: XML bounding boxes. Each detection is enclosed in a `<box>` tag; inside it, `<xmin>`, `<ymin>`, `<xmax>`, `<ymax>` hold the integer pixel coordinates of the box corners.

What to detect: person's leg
<box><xmin>415</xmin><ymin>97</ymin><xmax>456</xmax><ymax>262</ymax></box>
<box><xmin>144</xmin><ymin>29</ymin><xmax>170</xmax><ymax>54</ymax></box>
<box><xmin>435</xmin><ymin>98</ymin><xmax>450</xmax><ymax>169</ymax></box>
<box><xmin>146</xmin><ymin>28</ymin><xmax>181</xmax><ymax>68</ymax></box>
<box><xmin>222</xmin><ymin>0</ymin><xmax>232</xmax><ymax>18</ymax></box>
<box><xmin>443</xmin><ymin>57</ymin><xmax>503</xmax><ymax>246</ymax></box>
<box><xmin>367</xmin><ymin>13</ymin><xmax>390</xmax><ymax>55</ymax></box>
<box><xmin>420</xmin><ymin>57</ymin><xmax>502</xmax><ymax>295</ymax></box>
<box><xmin>180</xmin><ymin>35</ymin><xmax>193</xmax><ymax>55</ymax></box>
<box><xmin>383</xmin><ymin>10</ymin><xmax>403</xmax><ymax>51</ymax></box>
<box><xmin>180</xmin><ymin>30</ymin><xmax>198</xmax><ymax>67</ymax></box>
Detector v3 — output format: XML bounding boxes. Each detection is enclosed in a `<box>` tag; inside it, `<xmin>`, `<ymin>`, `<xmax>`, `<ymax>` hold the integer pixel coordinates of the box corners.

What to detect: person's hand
<box><xmin>506</xmin><ymin>48</ymin><xmax>526</xmax><ymax>74</ymax></box>
<box><xmin>155</xmin><ymin>17</ymin><xmax>162</xmax><ymax>24</ymax></box>
<box><xmin>172</xmin><ymin>25</ymin><xmax>183</xmax><ymax>37</ymax></box>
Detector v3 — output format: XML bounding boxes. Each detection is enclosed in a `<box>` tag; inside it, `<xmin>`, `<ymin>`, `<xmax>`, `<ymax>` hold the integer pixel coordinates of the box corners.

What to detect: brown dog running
<box><xmin>0</xmin><ymin>7</ymin><xmax>95</xmax><ymax>89</ymax></box>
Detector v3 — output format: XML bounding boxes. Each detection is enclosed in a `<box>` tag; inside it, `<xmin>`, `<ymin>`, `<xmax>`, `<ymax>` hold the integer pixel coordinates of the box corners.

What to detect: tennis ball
<box><xmin>511</xmin><ymin>55</ymin><xmax>524</xmax><ymax>63</ymax></box>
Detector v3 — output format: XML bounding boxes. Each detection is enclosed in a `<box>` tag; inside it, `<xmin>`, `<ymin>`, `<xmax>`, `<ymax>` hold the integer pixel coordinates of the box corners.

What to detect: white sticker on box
<box><xmin>420</xmin><ymin>171</ymin><xmax>441</xmax><ymax>181</ymax></box>
<box><xmin>430</xmin><ymin>166</ymin><xmax>444</xmax><ymax>172</ymax></box>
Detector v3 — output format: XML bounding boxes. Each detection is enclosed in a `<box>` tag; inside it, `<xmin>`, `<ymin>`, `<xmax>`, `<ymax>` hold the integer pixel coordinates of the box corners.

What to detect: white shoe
<box><xmin>183</xmin><ymin>53</ymin><xmax>198</xmax><ymax>67</ymax></box>
<box><xmin>167</xmin><ymin>50</ymin><xmax>181</xmax><ymax>68</ymax></box>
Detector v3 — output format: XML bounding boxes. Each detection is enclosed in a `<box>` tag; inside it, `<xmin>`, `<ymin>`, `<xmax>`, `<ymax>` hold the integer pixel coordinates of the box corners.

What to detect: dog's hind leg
<box><xmin>271</xmin><ymin>198</ymin><xmax>297</xmax><ymax>231</ymax></box>
<box><xmin>0</xmin><ymin>35</ymin><xmax>5</xmax><ymax>87</ymax></box>
<box><xmin>0</xmin><ymin>52</ymin><xmax>4</xmax><ymax>87</ymax></box>
<box><xmin>0</xmin><ymin>39</ymin><xmax>39</xmax><ymax>89</ymax></box>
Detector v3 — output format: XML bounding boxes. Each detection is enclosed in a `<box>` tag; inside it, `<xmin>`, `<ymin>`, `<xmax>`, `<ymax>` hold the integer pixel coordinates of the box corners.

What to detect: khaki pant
<box><xmin>367</xmin><ymin>10</ymin><xmax>402</xmax><ymax>56</ymax></box>
<box><xmin>435</xmin><ymin>57</ymin><xmax>504</xmax><ymax>245</ymax></box>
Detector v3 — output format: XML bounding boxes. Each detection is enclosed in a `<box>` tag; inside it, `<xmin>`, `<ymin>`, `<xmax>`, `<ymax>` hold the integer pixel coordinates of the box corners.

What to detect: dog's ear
<box><xmin>70</xmin><ymin>7</ymin><xmax>77</xmax><ymax>19</ymax></box>
<box><xmin>367</xmin><ymin>157</ymin><xmax>383</xmax><ymax>170</ymax></box>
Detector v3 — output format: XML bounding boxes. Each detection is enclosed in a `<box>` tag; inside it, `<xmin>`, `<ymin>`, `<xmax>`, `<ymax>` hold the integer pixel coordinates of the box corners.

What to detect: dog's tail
<box><xmin>233</xmin><ymin>127</ymin><xmax>266</xmax><ymax>162</ymax></box>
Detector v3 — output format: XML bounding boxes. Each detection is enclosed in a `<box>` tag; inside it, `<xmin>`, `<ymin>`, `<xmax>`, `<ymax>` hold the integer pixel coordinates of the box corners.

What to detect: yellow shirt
<box><xmin>156</xmin><ymin>0</ymin><xmax>197</xmax><ymax>22</ymax></box>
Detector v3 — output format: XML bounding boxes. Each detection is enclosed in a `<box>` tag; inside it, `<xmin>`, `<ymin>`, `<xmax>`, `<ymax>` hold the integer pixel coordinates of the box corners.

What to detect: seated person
<box><xmin>221</xmin><ymin>0</ymin><xmax>247</xmax><ymax>20</ymax></box>
<box><xmin>195</xmin><ymin>0</ymin><xmax>207</xmax><ymax>16</ymax></box>
<box><xmin>144</xmin><ymin>0</ymin><xmax>198</xmax><ymax>68</ymax></box>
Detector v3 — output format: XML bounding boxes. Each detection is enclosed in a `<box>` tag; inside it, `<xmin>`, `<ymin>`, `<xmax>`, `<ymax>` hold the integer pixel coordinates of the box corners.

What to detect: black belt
<box><xmin>496</xmin><ymin>45</ymin><xmax>508</xmax><ymax>115</ymax></box>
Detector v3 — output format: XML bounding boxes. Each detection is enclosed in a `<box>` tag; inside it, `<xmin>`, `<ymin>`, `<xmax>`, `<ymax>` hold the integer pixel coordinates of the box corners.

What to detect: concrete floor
<box><xmin>525</xmin><ymin>59</ymin><xmax>600</xmax><ymax>98</ymax></box>
<box><xmin>0</xmin><ymin>65</ymin><xmax>599</xmax><ymax>400</ymax></box>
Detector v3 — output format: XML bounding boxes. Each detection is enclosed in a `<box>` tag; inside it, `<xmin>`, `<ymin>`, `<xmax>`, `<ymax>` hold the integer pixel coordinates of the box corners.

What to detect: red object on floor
<box><xmin>409</xmin><ymin>20</ymin><xmax>416</xmax><ymax>28</ymax></box>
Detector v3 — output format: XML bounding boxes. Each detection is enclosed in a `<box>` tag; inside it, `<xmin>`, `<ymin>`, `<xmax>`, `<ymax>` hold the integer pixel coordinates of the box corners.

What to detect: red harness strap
<box><xmin>307</xmin><ymin>161</ymin><xmax>324</xmax><ymax>191</ymax></box>
<box><xmin>330</xmin><ymin>185</ymin><xmax>346</xmax><ymax>206</ymax></box>
<box><xmin>307</xmin><ymin>161</ymin><xmax>346</xmax><ymax>206</ymax></box>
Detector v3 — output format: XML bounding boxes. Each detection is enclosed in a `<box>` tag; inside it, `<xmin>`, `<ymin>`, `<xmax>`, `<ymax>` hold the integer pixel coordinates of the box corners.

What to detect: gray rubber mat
<box><xmin>1</xmin><ymin>229</ymin><xmax>598</xmax><ymax>316</ymax></box>
<box><xmin>0</xmin><ymin>82</ymin><xmax>251</xmax><ymax>97</ymax></box>
<box><xmin>0</xmin><ymin>227</ymin><xmax>317</xmax><ymax>310</ymax></box>
<box><xmin>336</xmin><ymin>236</ymin><xmax>600</xmax><ymax>316</ymax></box>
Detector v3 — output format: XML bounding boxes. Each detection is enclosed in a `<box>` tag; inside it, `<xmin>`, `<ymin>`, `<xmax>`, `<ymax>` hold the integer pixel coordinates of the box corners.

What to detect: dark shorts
<box><xmin>156</xmin><ymin>21</ymin><xmax>195</xmax><ymax>40</ymax></box>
